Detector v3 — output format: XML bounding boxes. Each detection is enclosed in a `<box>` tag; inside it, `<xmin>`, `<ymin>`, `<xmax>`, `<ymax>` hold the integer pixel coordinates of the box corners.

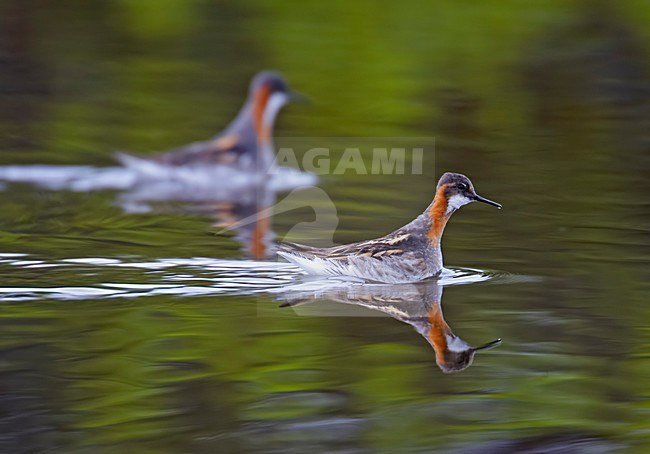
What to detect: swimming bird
<box><xmin>277</xmin><ymin>172</ymin><xmax>501</xmax><ymax>283</ymax></box>
<box><xmin>116</xmin><ymin>71</ymin><xmax>302</xmax><ymax>173</ymax></box>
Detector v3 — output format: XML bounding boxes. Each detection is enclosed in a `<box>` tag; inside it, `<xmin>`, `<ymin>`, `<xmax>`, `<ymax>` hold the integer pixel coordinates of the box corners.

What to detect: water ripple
<box><xmin>0</xmin><ymin>253</ymin><xmax>520</xmax><ymax>302</ymax></box>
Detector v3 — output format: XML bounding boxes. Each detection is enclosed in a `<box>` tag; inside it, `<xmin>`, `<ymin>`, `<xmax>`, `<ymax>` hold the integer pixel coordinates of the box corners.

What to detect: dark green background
<box><xmin>0</xmin><ymin>1</ymin><xmax>648</xmax><ymax>452</ymax></box>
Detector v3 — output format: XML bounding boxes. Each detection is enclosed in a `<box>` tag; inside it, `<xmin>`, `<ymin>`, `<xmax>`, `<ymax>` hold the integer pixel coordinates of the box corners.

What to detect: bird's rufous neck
<box><xmin>252</xmin><ymin>85</ymin><xmax>272</xmax><ymax>144</ymax></box>
<box><xmin>427</xmin><ymin>185</ymin><xmax>452</xmax><ymax>244</ymax></box>
<box><xmin>427</xmin><ymin>303</ymin><xmax>452</xmax><ymax>369</ymax></box>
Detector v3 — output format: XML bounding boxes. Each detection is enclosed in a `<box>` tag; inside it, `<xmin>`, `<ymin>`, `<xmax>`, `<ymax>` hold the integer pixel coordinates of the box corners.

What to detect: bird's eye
<box><xmin>458</xmin><ymin>183</ymin><xmax>468</xmax><ymax>191</ymax></box>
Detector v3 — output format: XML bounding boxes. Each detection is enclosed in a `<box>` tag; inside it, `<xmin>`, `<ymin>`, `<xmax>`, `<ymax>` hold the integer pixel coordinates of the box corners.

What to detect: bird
<box><xmin>116</xmin><ymin>71</ymin><xmax>303</xmax><ymax>174</ymax></box>
<box><xmin>277</xmin><ymin>172</ymin><xmax>501</xmax><ymax>283</ymax></box>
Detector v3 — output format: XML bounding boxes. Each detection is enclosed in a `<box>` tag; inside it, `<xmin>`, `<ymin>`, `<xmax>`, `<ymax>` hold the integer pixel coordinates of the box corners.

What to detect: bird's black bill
<box><xmin>474</xmin><ymin>195</ymin><xmax>502</xmax><ymax>209</ymax></box>
<box><xmin>288</xmin><ymin>90</ymin><xmax>310</xmax><ymax>104</ymax></box>
<box><xmin>473</xmin><ymin>338</ymin><xmax>502</xmax><ymax>352</ymax></box>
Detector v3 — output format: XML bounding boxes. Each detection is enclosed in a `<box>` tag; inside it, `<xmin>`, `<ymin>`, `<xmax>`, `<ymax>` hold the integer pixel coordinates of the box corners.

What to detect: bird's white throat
<box><xmin>263</xmin><ymin>92</ymin><xmax>289</xmax><ymax>129</ymax></box>
<box><xmin>445</xmin><ymin>194</ymin><xmax>473</xmax><ymax>215</ymax></box>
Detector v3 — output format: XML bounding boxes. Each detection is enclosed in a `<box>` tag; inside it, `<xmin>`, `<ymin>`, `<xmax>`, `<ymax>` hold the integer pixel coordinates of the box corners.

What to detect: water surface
<box><xmin>0</xmin><ymin>1</ymin><xmax>649</xmax><ymax>452</ymax></box>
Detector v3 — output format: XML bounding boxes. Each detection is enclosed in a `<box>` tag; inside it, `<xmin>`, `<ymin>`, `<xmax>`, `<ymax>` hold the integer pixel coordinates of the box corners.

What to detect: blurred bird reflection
<box><xmin>276</xmin><ymin>279</ymin><xmax>501</xmax><ymax>373</ymax></box>
<box><xmin>0</xmin><ymin>164</ymin><xmax>316</xmax><ymax>258</ymax></box>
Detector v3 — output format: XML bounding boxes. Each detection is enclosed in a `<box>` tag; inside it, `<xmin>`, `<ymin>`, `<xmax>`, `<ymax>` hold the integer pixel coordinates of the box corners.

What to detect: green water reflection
<box><xmin>0</xmin><ymin>0</ymin><xmax>649</xmax><ymax>452</ymax></box>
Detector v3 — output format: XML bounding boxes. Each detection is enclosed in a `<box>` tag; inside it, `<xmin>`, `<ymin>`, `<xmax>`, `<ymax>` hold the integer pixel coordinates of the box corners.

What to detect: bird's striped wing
<box><xmin>278</xmin><ymin>232</ymin><xmax>416</xmax><ymax>261</ymax></box>
<box><xmin>116</xmin><ymin>133</ymin><xmax>244</xmax><ymax>167</ymax></box>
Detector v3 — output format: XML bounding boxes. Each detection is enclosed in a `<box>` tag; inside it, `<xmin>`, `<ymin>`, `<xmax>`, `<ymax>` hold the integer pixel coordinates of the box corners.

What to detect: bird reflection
<box><xmin>277</xmin><ymin>279</ymin><xmax>501</xmax><ymax>373</ymax></box>
<box><xmin>0</xmin><ymin>160</ymin><xmax>316</xmax><ymax>259</ymax></box>
<box><xmin>208</xmin><ymin>194</ymin><xmax>276</xmax><ymax>259</ymax></box>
